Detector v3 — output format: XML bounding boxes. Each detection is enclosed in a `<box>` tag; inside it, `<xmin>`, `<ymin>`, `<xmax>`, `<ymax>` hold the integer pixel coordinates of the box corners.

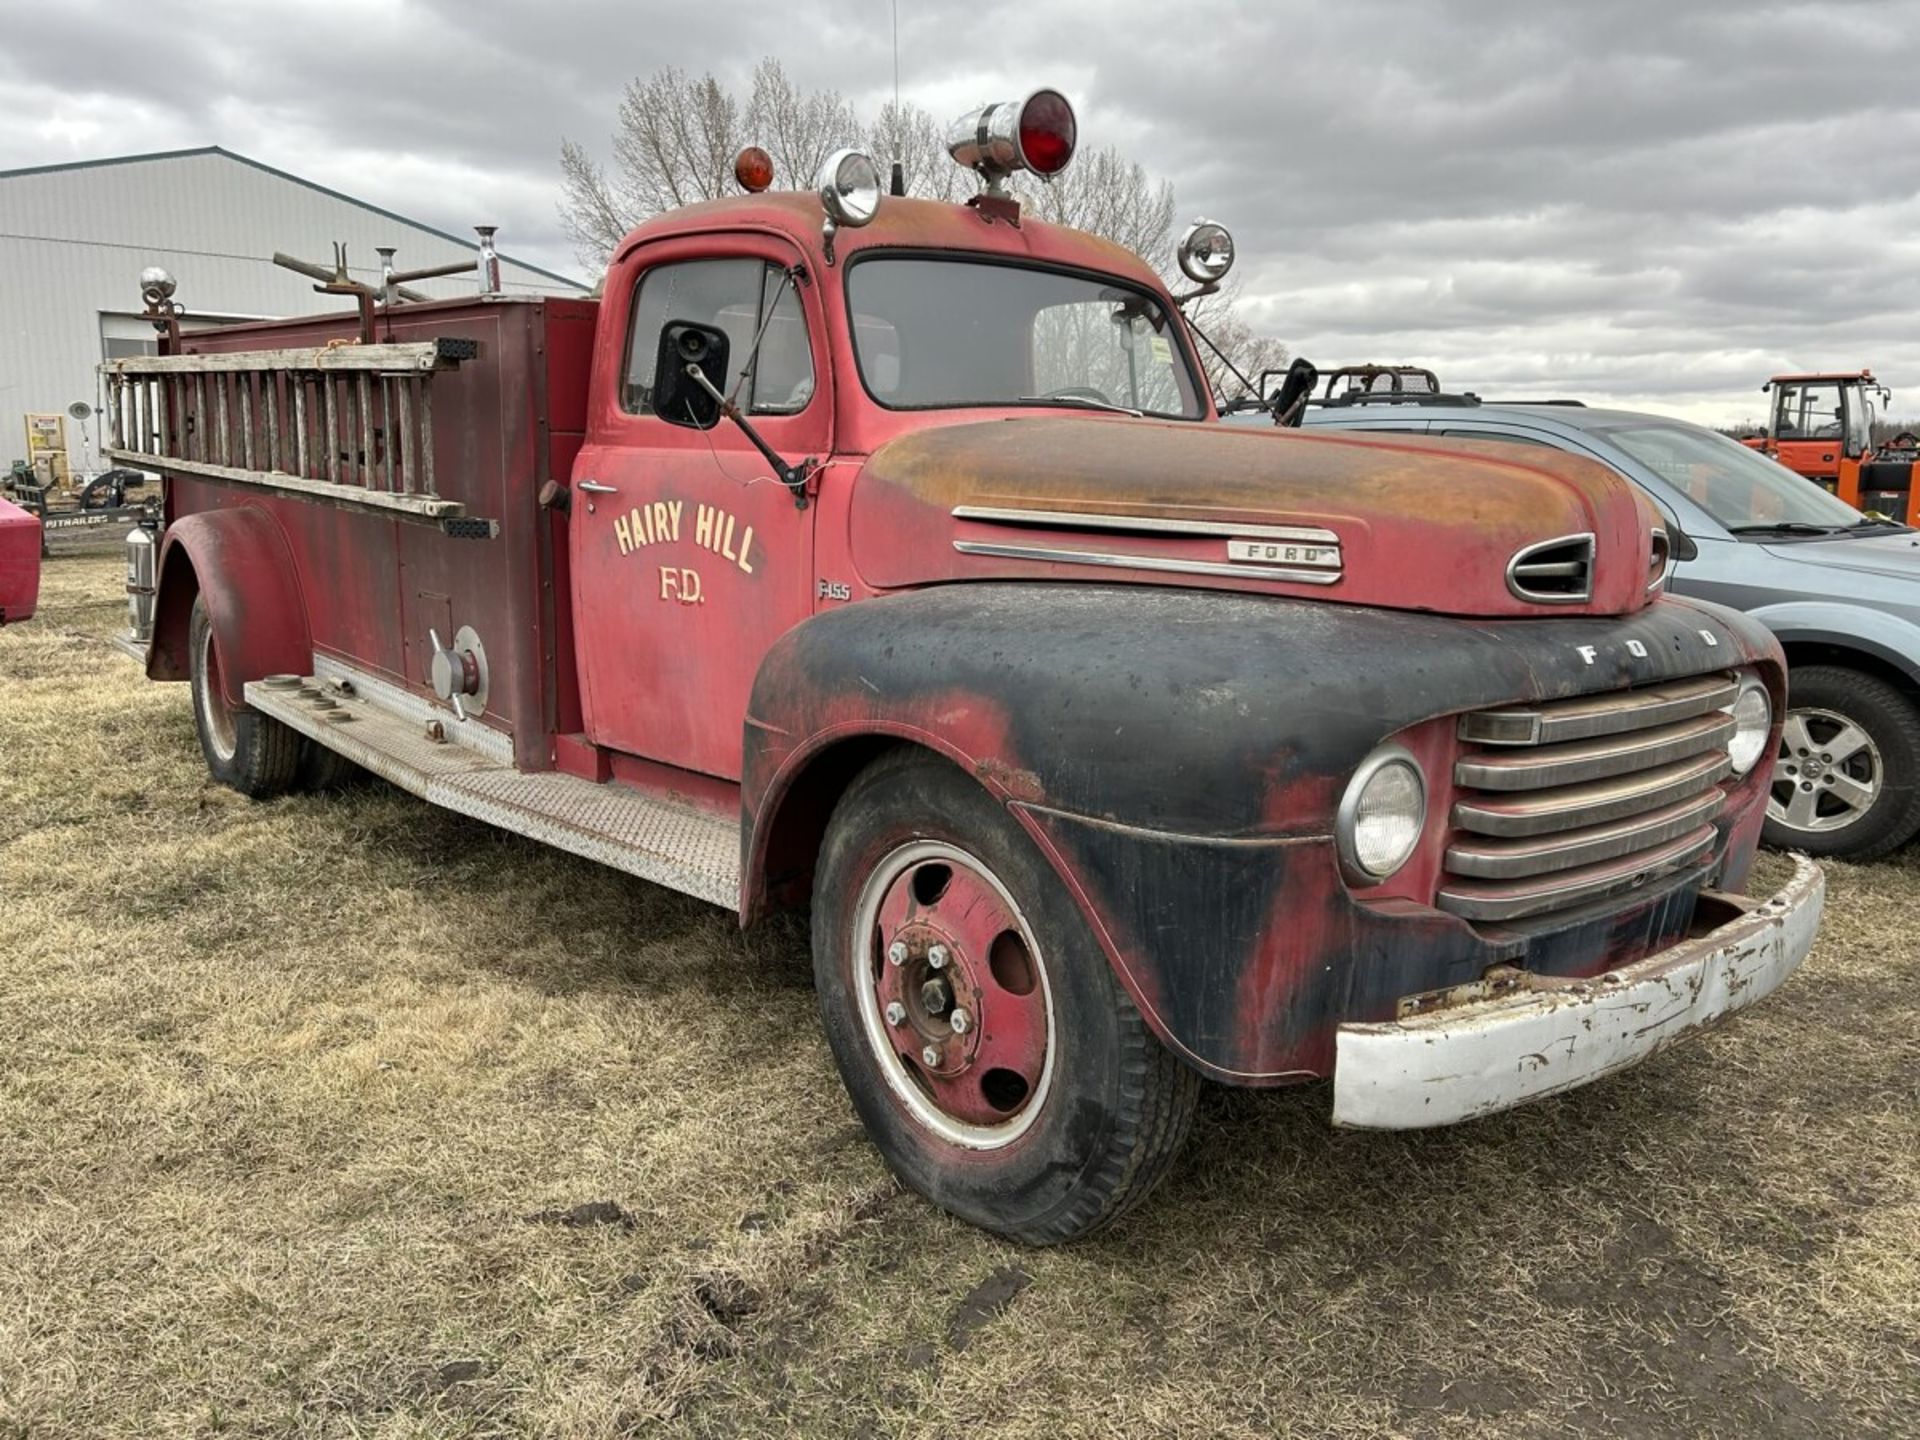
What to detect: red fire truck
<box><xmin>102</xmin><ymin>92</ymin><xmax>1823</xmax><ymax>1242</ymax></box>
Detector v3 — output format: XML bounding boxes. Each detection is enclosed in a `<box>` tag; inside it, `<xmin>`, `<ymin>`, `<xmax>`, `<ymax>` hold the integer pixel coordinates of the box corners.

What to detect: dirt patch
<box><xmin>527</xmin><ymin>1199</ymin><xmax>638</xmax><ymax>1229</ymax></box>
<box><xmin>948</xmin><ymin>1265</ymin><xmax>1033</xmax><ymax>1352</ymax></box>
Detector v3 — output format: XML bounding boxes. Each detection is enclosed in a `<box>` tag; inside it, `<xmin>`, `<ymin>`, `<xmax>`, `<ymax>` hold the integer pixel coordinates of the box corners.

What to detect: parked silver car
<box><xmin>1233</xmin><ymin>396</ymin><xmax>1920</xmax><ymax>859</ymax></box>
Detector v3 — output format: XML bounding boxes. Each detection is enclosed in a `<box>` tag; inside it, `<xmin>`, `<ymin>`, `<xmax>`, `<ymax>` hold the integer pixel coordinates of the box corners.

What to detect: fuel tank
<box><xmin>847</xmin><ymin>416</ymin><xmax>1667</xmax><ymax>618</ymax></box>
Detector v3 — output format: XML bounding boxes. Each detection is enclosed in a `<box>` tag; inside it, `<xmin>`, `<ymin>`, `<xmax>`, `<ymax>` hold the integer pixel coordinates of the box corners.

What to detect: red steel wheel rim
<box><xmin>854</xmin><ymin>840</ymin><xmax>1055</xmax><ymax>1148</ymax></box>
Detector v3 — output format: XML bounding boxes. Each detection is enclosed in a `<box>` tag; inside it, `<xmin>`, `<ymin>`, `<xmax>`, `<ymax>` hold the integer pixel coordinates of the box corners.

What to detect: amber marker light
<box><xmin>735</xmin><ymin>146</ymin><xmax>775</xmax><ymax>193</ymax></box>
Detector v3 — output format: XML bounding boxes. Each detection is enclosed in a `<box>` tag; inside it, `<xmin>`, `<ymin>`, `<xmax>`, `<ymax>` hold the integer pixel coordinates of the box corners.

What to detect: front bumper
<box><xmin>1332</xmin><ymin>855</ymin><xmax>1824</xmax><ymax>1129</ymax></box>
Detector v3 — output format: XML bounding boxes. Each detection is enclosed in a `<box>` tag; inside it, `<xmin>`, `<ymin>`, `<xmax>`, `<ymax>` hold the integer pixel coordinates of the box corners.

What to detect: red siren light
<box><xmin>946</xmin><ymin>88</ymin><xmax>1079</xmax><ymax>192</ymax></box>
<box><xmin>734</xmin><ymin>146</ymin><xmax>774</xmax><ymax>193</ymax></box>
<box><xmin>1015</xmin><ymin>89</ymin><xmax>1076</xmax><ymax>177</ymax></box>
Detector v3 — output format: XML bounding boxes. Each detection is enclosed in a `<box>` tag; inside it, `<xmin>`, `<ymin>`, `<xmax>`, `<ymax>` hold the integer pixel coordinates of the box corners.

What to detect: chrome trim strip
<box><xmin>1459</xmin><ymin>674</ymin><xmax>1739</xmax><ymax>747</ymax></box>
<box><xmin>1505</xmin><ymin>531</ymin><xmax>1595</xmax><ymax>605</ymax></box>
<box><xmin>1451</xmin><ymin>753</ymin><xmax>1732</xmax><ymax>837</ymax></box>
<box><xmin>952</xmin><ymin>505</ymin><xmax>1340</xmax><ymax>545</ymax></box>
<box><xmin>1437</xmin><ymin>826</ymin><xmax>1716</xmax><ymax>922</ymax></box>
<box><xmin>1445</xmin><ymin>790</ymin><xmax>1725</xmax><ymax>879</ymax></box>
<box><xmin>1455</xmin><ymin>714</ymin><xmax>1737</xmax><ymax>792</ymax></box>
<box><xmin>951</xmin><ymin>539</ymin><xmax>1342</xmax><ymax>586</ymax></box>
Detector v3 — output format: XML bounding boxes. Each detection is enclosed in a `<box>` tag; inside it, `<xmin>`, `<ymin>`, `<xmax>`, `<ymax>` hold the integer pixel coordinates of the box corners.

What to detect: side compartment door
<box><xmin>570</xmin><ymin>239</ymin><xmax>827</xmax><ymax>780</ymax></box>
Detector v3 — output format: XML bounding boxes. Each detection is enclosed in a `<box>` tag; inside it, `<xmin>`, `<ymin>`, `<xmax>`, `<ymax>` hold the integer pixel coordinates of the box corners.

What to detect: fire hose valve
<box><xmin>428</xmin><ymin>627</ymin><xmax>487</xmax><ymax>722</ymax></box>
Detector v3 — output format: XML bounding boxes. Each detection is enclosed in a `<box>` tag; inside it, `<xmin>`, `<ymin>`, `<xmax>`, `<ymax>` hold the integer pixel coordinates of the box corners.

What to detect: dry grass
<box><xmin>1</xmin><ymin>551</ymin><xmax>1915</xmax><ymax>1439</ymax></box>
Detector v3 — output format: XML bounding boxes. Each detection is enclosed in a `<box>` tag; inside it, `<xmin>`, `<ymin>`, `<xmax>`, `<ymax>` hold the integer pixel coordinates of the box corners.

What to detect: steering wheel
<box><xmin>1040</xmin><ymin>385</ymin><xmax>1114</xmax><ymax>405</ymax></box>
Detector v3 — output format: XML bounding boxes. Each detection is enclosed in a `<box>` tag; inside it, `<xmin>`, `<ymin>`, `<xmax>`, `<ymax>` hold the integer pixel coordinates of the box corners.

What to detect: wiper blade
<box><xmin>1017</xmin><ymin>393</ymin><xmax>1143</xmax><ymax>417</ymax></box>
<box><xmin>1725</xmin><ymin>521</ymin><xmax>1846</xmax><ymax>536</ymax></box>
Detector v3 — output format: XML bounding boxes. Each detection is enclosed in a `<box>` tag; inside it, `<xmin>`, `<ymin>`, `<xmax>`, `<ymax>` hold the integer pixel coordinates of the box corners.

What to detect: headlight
<box><xmin>1727</xmin><ymin>677</ymin><xmax>1772</xmax><ymax>775</ymax></box>
<box><xmin>1337</xmin><ymin>745</ymin><xmax>1427</xmax><ymax>883</ymax></box>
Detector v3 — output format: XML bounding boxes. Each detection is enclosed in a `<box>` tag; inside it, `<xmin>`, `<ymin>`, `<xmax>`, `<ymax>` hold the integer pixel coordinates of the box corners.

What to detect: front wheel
<box><xmin>811</xmin><ymin>750</ymin><xmax>1199</xmax><ymax>1244</ymax></box>
<box><xmin>1764</xmin><ymin>664</ymin><xmax>1920</xmax><ymax>860</ymax></box>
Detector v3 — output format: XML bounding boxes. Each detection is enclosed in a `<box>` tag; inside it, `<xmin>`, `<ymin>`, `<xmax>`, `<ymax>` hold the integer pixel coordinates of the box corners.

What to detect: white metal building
<box><xmin>0</xmin><ymin>147</ymin><xmax>585</xmax><ymax>473</ymax></box>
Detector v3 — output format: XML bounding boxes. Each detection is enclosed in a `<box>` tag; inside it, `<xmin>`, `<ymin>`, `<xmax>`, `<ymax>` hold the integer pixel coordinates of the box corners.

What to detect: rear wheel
<box><xmin>811</xmin><ymin>750</ymin><xmax>1199</xmax><ymax>1244</ymax></box>
<box><xmin>188</xmin><ymin>596</ymin><xmax>301</xmax><ymax>798</ymax></box>
<box><xmin>1764</xmin><ymin>665</ymin><xmax>1920</xmax><ymax>860</ymax></box>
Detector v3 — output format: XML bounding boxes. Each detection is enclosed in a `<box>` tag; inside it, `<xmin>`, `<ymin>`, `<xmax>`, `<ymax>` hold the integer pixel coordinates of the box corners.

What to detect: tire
<box><xmin>297</xmin><ymin>741</ymin><xmax>359</xmax><ymax>792</ymax></box>
<box><xmin>1764</xmin><ymin>664</ymin><xmax>1920</xmax><ymax>860</ymax></box>
<box><xmin>810</xmin><ymin>749</ymin><xmax>1200</xmax><ymax>1244</ymax></box>
<box><xmin>188</xmin><ymin>595</ymin><xmax>302</xmax><ymax>798</ymax></box>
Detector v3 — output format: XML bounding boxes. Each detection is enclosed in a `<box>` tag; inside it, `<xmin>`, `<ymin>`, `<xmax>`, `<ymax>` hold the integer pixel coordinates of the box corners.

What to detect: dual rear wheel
<box><xmin>188</xmin><ymin>596</ymin><xmax>352</xmax><ymax>797</ymax></box>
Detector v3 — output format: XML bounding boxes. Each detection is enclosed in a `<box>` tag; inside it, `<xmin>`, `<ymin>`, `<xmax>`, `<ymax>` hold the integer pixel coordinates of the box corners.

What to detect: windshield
<box><xmin>846</xmin><ymin>257</ymin><xmax>1204</xmax><ymax>419</ymax></box>
<box><xmin>1598</xmin><ymin>420</ymin><xmax>1871</xmax><ymax>532</ymax></box>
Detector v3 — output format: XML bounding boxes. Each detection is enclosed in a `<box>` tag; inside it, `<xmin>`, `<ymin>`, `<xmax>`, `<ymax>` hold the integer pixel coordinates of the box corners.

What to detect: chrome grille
<box><xmin>1440</xmin><ymin>674</ymin><xmax>1739</xmax><ymax>923</ymax></box>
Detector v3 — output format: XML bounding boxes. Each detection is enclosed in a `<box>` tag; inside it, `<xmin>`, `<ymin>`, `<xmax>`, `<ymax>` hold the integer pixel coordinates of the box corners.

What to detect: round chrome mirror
<box><xmin>817</xmin><ymin>148</ymin><xmax>882</xmax><ymax>229</ymax></box>
<box><xmin>1176</xmin><ymin>220</ymin><xmax>1235</xmax><ymax>285</ymax></box>
<box><xmin>139</xmin><ymin>265</ymin><xmax>177</xmax><ymax>301</ymax></box>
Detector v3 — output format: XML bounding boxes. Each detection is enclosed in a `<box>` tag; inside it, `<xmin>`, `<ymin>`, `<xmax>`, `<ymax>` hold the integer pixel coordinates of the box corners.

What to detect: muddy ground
<box><xmin>0</xmin><ymin>553</ymin><xmax>1914</xmax><ymax>1438</ymax></box>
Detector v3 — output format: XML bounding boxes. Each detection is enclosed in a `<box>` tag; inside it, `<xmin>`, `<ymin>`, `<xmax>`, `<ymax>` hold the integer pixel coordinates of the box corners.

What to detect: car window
<box><xmin>1599</xmin><ymin>421</ymin><xmax>1864</xmax><ymax>529</ymax></box>
<box><xmin>1436</xmin><ymin>428</ymin><xmax>1561</xmax><ymax>450</ymax></box>
<box><xmin>624</xmin><ymin>258</ymin><xmax>814</xmax><ymax>418</ymax></box>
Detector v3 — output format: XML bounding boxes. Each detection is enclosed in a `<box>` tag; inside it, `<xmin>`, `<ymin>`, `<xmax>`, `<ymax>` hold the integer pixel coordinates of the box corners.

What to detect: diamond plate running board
<box><xmin>243</xmin><ymin>675</ymin><xmax>740</xmax><ymax>909</ymax></box>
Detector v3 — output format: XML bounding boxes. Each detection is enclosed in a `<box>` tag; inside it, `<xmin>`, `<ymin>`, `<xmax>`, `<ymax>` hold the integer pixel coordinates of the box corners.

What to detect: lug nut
<box><xmin>921</xmin><ymin>1045</ymin><xmax>941</xmax><ymax>1068</ymax></box>
<box><xmin>927</xmin><ymin>944</ymin><xmax>949</xmax><ymax>970</ymax></box>
<box><xmin>887</xmin><ymin>941</ymin><xmax>909</xmax><ymax>967</ymax></box>
<box><xmin>949</xmin><ymin>1007</ymin><xmax>971</xmax><ymax>1035</ymax></box>
<box><xmin>885</xmin><ymin>1001</ymin><xmax>906</xmax><ymax>1026</ymax></box>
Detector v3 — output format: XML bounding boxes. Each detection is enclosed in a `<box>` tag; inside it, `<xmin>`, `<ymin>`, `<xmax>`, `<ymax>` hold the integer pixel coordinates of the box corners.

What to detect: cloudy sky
<box><xmin>6</xmin><ymin>0</ymin><xmax>1920</xmax><ymax>424</ymax></box>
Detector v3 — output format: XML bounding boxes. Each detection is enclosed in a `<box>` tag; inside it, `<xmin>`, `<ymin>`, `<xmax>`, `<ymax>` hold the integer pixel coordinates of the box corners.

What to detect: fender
<box><xmin>743</xmin><ymin>584</ymin><xmax>1785</xmax><ymax>1084</ymax></box>
<box><xmin>1742</xmin><ymin>598</ymin><xmax>1920</xmax><ymax>689</ymax></box>
<box><xmin>147</xmin><ymin>507</ymin><xmax>311</xmax><ymax>707</ymax></box>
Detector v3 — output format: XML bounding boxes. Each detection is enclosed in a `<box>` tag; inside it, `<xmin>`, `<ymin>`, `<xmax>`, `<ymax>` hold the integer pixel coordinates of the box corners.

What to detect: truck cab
<box><xmin>104</xmin><ymin>92</ymin><xmax>1823</xmax><ymax>1242</ymax></box>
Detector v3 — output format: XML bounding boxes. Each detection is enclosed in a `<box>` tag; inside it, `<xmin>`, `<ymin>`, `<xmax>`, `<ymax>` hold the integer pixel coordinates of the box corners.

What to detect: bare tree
<box><xmin>1183</xmin><ymin>285</ymin><xmax>1291</xmax><ymax>404</ymax></box>
<box><xmin>865</xmin><ymin>99</ymin><xmax>968</xmax><ymax>203</ymax></box>
<box><xmin>558</xmin><ymin>67</ymin><xmax>743</xmax><ymax>264</ymax></box>
<box><xmin>1020</xmin><ymin>146</ymin><xmax>1177</xmax><ymax>269</ymax></box>
<box><xmin>559</xmin><ymin>60</ymin><xmax>1288</xmax><ymax>393</ymax></box>
<box><xmin>747</xmin><ymin>60</ymin><xmax>861</xmax><ymax>195</ymax></box>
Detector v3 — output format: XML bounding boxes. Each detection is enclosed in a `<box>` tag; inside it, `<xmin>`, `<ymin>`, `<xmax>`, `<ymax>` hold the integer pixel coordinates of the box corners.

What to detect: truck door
<box><xmin>571</xmin><ymin>239</ymin><xmax>827</xmax><ymax>780</ymax></box>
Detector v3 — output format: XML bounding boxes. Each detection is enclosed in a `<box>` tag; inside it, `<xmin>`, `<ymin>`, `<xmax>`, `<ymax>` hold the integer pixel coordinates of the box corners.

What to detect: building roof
<box><xmin>0</xmin><ymin>145</ymin><xmax>584</xmax><ymax>289</ymax></box>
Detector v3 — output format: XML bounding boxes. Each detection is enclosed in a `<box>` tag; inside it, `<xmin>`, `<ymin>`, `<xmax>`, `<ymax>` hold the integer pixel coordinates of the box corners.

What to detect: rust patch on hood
<box><xmin>849</xmin><ymin>416</ymin><xmax>1664</xmax><ymax>618</ymax></box>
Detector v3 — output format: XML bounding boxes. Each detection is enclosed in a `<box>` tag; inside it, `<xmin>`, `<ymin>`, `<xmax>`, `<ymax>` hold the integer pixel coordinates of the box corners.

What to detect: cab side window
<box><xmin>623</xmin><ymin>258</ymin><xmax>814</xmax><ymax>417</ymax></box>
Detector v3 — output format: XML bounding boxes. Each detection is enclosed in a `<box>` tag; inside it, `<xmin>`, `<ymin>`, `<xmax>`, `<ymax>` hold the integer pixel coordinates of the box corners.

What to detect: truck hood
<box><xmin>1761</xmin><ymin>529</ymin><xmax>1920</xmax><ymax>583</ymax></box>
<box><xmin>847</xmin><ymin>417</ymin><xmax>1666</xmax><ymax>617</ymax></box>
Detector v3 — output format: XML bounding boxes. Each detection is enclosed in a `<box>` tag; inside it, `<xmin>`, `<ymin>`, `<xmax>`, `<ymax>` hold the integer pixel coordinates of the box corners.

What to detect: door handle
<box><xmin>577</xmin><ymin>479</ymin><xmax>618</xmax><ymax>494</ymax></box>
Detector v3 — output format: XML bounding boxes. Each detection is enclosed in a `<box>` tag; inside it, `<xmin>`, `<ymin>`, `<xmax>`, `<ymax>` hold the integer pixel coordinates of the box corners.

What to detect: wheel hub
<box><xmin>855</xmin><ymin>843</ymin><xmax>1054</xmax><ymax>1144</ymax></box>
<box><xmin>1770</xmin><ymin>706</ymin><xmax>1883</xmax><ymax>834</ymax></box>
<box><xmin>877</xmin><ymin>920</ymin><xmax>985</xmax><ymax>1077</ymax></box>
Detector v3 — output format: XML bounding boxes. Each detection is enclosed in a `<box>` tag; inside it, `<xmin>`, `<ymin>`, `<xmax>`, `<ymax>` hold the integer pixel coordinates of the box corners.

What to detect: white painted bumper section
<box><xmin>1333</xmin><ymin>855</ymin><xmax>1825</xmax><ymax>1129</ymax></box>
